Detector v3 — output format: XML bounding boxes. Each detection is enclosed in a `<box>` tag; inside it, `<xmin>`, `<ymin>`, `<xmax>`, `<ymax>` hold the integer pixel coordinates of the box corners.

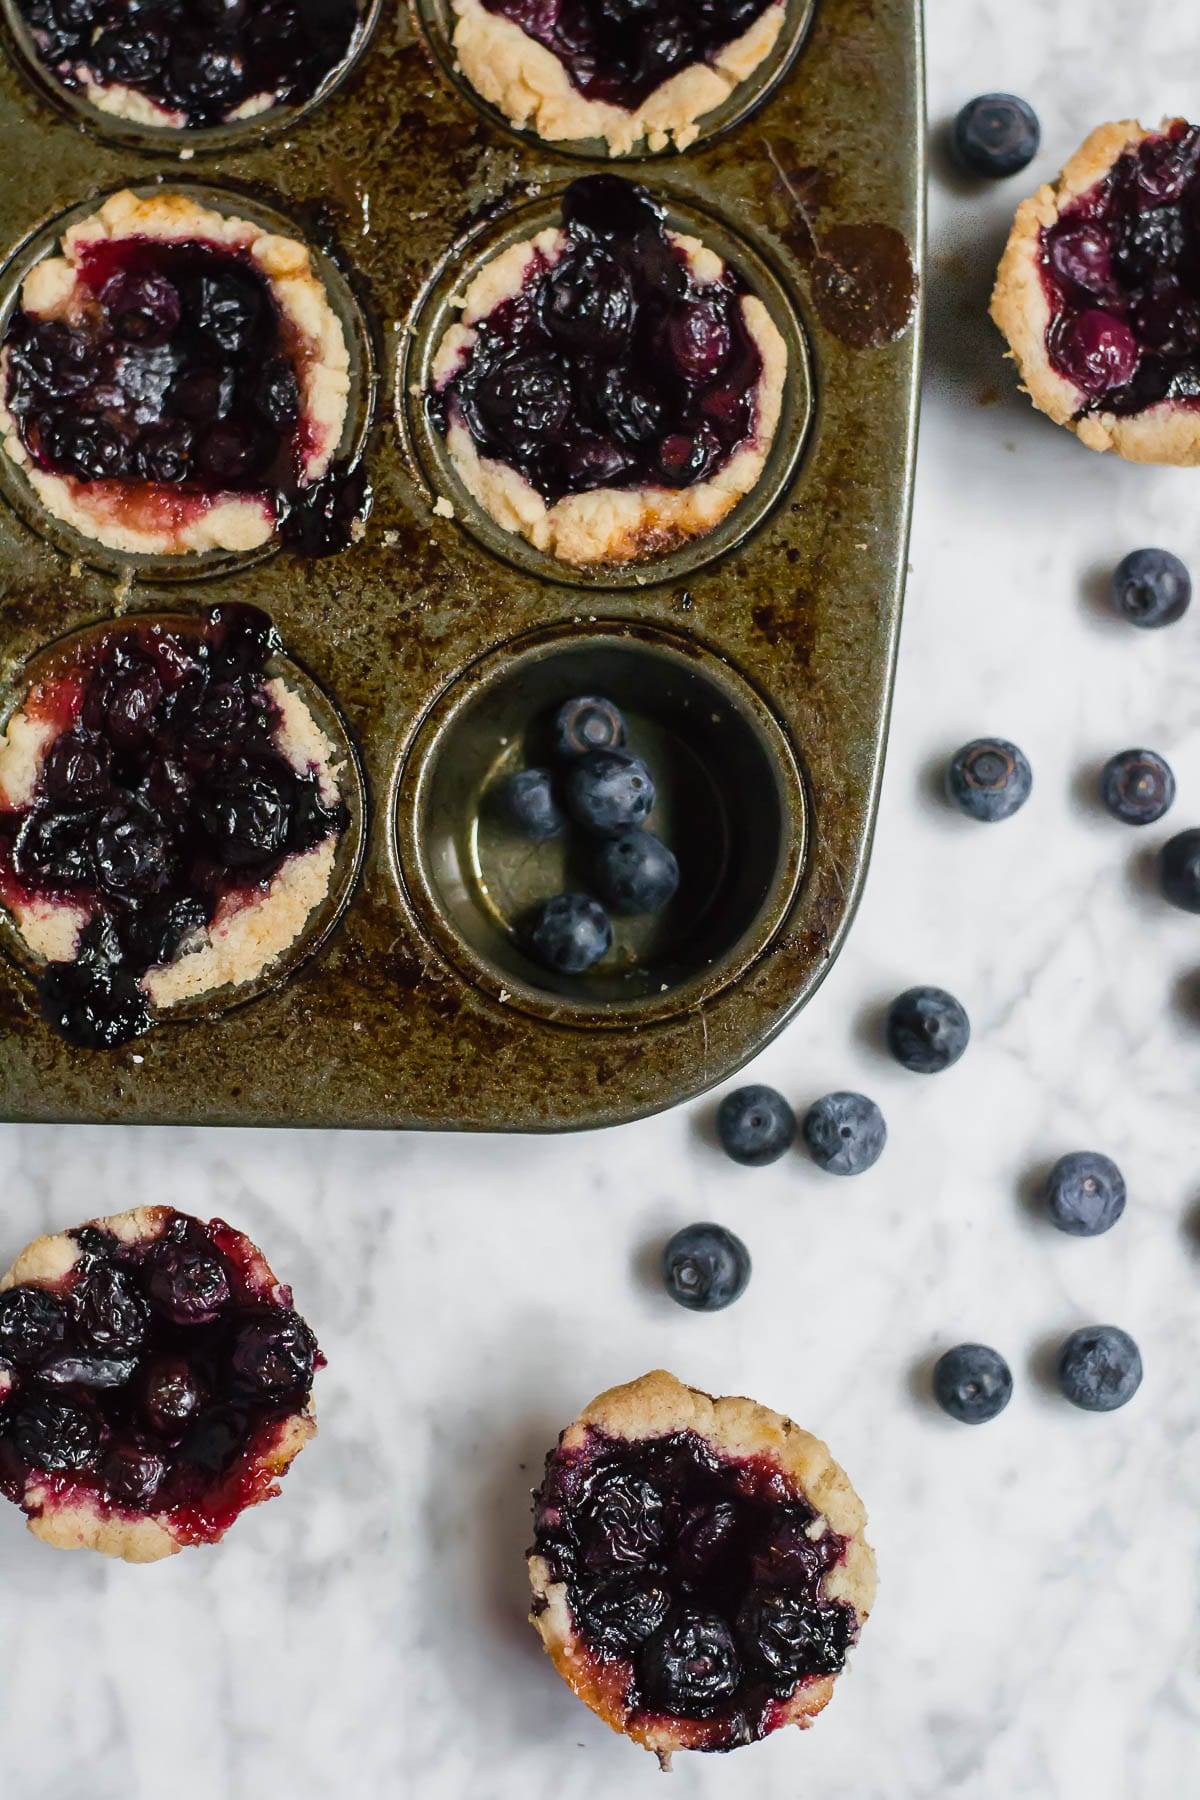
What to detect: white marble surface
<box><xmin>3</xmin><ymin>4</ymin><xmax>1200</xmax><ymax>1797</ymax></box>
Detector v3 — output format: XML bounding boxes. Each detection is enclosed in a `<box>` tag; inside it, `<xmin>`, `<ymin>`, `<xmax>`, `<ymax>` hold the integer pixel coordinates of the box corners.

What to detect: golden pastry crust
<box><xmin>451</xmin><ymin>0</ymin><xmax>785</xmax><ymax>156</ymax></box>
<box><xmin>0</xmin><ymin>190</ymin><xmax>351</xmax><ymax>554</ymax></box>
<box><xmin>0</xmin><ymin>668</ymin><xmax>347</xmax><ymax>1005</ymax></box>
<box><xmin>0</xmin><ymin>1206</ymin><xmax>317</xmax><ymax>1563</ymax></box>
<box><xmin>991</xmin><ymin>118</ymin><xmax>1200</xmax><ymax>465</ymax></box>
<box><xmin>432</xmin><ymin>228</ymin><xmax>787</xmax><ymax>567</ymax></box>
<box><xmin>528</xmin><ymin>1369</ymin><xmax>876</xmax><ymax>1758</ymax></box>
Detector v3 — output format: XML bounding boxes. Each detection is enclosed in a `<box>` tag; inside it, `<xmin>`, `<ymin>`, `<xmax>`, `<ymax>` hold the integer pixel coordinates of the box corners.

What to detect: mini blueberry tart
<box><xmin>0</xmin><ymin>1205</ymin><xmax>322</xmax><ymax>1562</ymax></box>
<box><xmin>13</xmin><ymin>0</ymin><xmax>365</xmax><ymax>134</ymax></box>
<box><xmin>0</xmin><ymin>189</ymin><xmax>356</xmax><ymax>557</ymax></box>
<box><xmin>528</xmin><ymin>1369</ymin><xmax>876</xmax><ymax>1759</ymax></box>
<box><xmin>992</xmin><ymin>119</ymin><xmax>1200</xmax><ymax>462</ymax></box>
<box><xmin>451</xmin><ymin>0</ymin><xmax>786</xmax><ymax>157</ymax></box>
<box><xmin>428</xmin><ymin>176</ymin><xmax>787</xmax><ymax>568</ymax></box>
<box><xmin>0</xmin><ymin>604</ymin><xmax>353</xmax><ymax>1049</ymax></box>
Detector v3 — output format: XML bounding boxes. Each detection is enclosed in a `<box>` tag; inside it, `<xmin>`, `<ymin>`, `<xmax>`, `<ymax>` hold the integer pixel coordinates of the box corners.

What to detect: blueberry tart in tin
<box><xmin>992</xmin><ymin>119</ymin><xmax>1200</xmax><ymax>462</ymax></box>
<box><xmin>528</xmin><ymin>1369</ymin><xmax>876</xmax><ymax>1759</ymax></box>
<box><xmin>0</xmin><ymin>1206</ymin><xmax>322</xmax><ymax>1562</ymax></box>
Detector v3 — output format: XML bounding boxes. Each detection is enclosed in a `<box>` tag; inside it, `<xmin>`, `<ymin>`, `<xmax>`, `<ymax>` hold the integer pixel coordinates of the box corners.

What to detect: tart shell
<box><xmin>991</xmin><ymin>118</ymin><xmax>1200</xmax><ymax>465</ymax></box>
<box><xmin>527</xmin><ymin>1368</ymin><xmax>877</xmax><ymax>1758</ymax></box>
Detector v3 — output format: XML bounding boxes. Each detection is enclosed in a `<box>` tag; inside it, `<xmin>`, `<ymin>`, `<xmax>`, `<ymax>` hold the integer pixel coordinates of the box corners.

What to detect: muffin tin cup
<box><xmin>0</xmin><ymin>609</ymin><xmax>367</xmax><ymax>1026</ymax></box>
<box><xmin>398</xmin><ymin>185</ymin><xmax>814</xmax><ymax>589</ymax></box>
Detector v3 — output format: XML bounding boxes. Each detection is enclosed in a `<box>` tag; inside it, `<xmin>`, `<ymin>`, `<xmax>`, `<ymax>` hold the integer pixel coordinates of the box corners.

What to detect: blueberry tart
<box><xmin>428</xmin><ymin>176</ymin><xmax>786</xmax><ymax>567</ymax></box>
<box><xmin>0</xmin><ymin>189</ymin><xmax>352</xmax><ymax>556</ymax></box>
<box><xmin>528</xmin><ymin>1369</ymin><xmax>875</xmax><ymax>1759</ymax></box>
<box><xmin>0</xmin><ymin>1205</ymin><xmax>322</xmax><ymax>1561</ymax></box>
<box><xmin>451</xmin><ymin>0</ymin><xmax>786</xmax><ymax>157</ymax></box>
<box><xmin>992</xmin><ymin>119</ymin><xmax>1200</xmax><ymax>462</ymax></box>
<box><xmin>14</xmin><ymin>0</ymin><xmax>365</xmax><ymax>133</ymax></box>
<box><xmin>0</xmin><ymin>605</ymin><xmax>352</xmax><ymax>1049</ymax></box>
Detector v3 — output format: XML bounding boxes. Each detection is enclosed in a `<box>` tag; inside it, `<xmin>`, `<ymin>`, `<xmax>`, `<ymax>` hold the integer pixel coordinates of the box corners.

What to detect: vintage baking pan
<box><xmin>0</xmin><ymin>0</ymin><xmax>924</xmax><ymax>1129</ymax></box>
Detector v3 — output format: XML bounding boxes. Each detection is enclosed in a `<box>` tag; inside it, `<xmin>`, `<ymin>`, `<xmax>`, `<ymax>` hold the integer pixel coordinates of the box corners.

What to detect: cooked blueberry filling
<box><xmin>479</xmin><ymin>0</ymin><xmax>774</xmax><ymax>112</ymax></box>
<box><xmin>14</xmin><ymin>0</ymin><xmax>362</xmax><ymax>129</ymax></box>
<box><xmin>0</xmin><ymin>605</ymin><xmax>348</xmax><ymax>1050</ymax></box>
<box><xmin>431</xmin><ymin>176</ymin><xmax>764</xmax><ymax>506</ymax></box>
<box><xmin>1040</xmin><ymin>121</ymin><xmax>1200</xmax><ymax>416</ymax></box>
<box><xmin>532</xmin><ymin>1428</ymin><xmax>856</xmax><ymax>1748</ymax></box>
<box><xmin>0</xmin><ymin>1211</ymin><xmax>322</xmax><ymax>1536</ymax></box>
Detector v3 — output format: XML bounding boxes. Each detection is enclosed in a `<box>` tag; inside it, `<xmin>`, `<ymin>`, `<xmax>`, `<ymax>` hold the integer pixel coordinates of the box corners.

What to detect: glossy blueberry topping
<box><xmin>1099</xmin><ymin>748</ymin><xmax>1176</xmax><ymax>825</ymax></box>
<box><xmin>566</xmin><ymin>748</ymin><xmax>656</xmax><ymax>836</ymax></box>
<box><xmin>661</xmin><ymin>1222</ymin><xmax>751</xmax><ymax>1311</ymax></box>
<box><xmin>532</xmin><ymin>1427</ymin><xmax>856</xmax><ymax>1747</ymax></box>
<box><xmin>528</xmin><ymin>892</ymin><xmax>613</xmax><ymax>974</ymax></box>
<box><xmin>932</xmin><ymin>1344</ymin><xmax>1013</xmax><ymax>1425</ymax></box>
<box><xmin>15</xmin><ymin>0</ymin><xmax>362</xmax><ymax>129</ymax></box>
<box><xmin>0</xmin><ymin>606</ymin><xmax>348</xmax><ymax>1049</ymax></box>
<box><xmin>1057</xmin><ymin>1325</ymin><xmax>1142</xmax><ymax>1412</ymax></box>
<box><xmin>886</xmin><ymin>986</ymin><xmax>971</xmax><ymax>1074</ymax></box>
<box><xmin>715</xmin><ymin>1083</ymin><xmax>795</xmax><ymax>1166</ymax></box>
<box><xmin>593</xmin><ymin>827</ymin><xmax>678</xmax><ymax>914</ymax></box>
<box><xmin>480</xmin><ymin>0</ymin><xmax>773</xmax><ymax>112</ymax></box>
<box><xmin>946</xmin><ymin>738</ymin><xmax>1033</xmax><ymax>822</ymax></box>
<box><xmin>1040</xmin><ymin>122</ymin><xmax>1200</xmax><ymax>415</ymax></box>
<box><xmin>495</xmin><ymin>767</ymin><xmax>566</xmax><ymax>842</ymax></box>
<box><xmin>952</xmin><ymin>94</ymin><xmax>1040</xmax><ymax>179</ymax></box>
<box><xmin>0</xmin><ymin>1211</ymin><xmax>323</xmax><ymax>1534</ymax></box>
<box><xmin>1111</xmin><ymin>548</ymin><xmax>1192</xmax><ymax>627</ymax></box>
<box><xmin>1159</xmin><ymin>828</ymin><xmax>1200</xmax><ymax>913</ymax></box>
<box><xmin>433</xmin><ymin>177</ymin><xmax>764</xmax><ymax>507</ymax></box>
<box><xmin>1044</xmin><ymin>1152</ymin><xmax>1127</xmax><ymax>1238</ymax></box>
<box><xmin>802</xmin><ymin>1092</ymin><xmax>887</xmax><ymax>1177</ymax></box>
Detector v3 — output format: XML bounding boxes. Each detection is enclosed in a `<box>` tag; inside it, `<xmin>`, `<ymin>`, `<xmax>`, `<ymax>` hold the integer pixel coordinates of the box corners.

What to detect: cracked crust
<box><xmin>0</xmin><ymin>1205</ymin><xmax>317</xmax><ymax>1563</ymax></box>
<box><xmin>0</xmin><ymin>190</ymin><xmax>351</xmax><ymax>554</ymax></box>
<box><xmin>452</xmin><ymin>0</ymin><xmax>784</xmax><ymax>156</ymax></box>
<box><xmin>432</xmin><ymin>227</ymin><xmax>786</xmax><ymax>567</ymax></box>
<box><xmin>991</xmin><ymin>118</ymin><xmax>1200</xmax><ymax>464</ymax></box>
<box><xmin>528</xmin><ymin>1369</ymin><xmax>877</xmax><ymax>1758</ymax></box>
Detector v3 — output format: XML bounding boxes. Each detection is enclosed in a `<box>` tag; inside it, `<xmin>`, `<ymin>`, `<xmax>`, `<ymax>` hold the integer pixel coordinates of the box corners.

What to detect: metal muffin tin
<box><xmin>0</xmin><ymin>0</ymin><xmax>924</xmax><ymax>1130</ymax></box>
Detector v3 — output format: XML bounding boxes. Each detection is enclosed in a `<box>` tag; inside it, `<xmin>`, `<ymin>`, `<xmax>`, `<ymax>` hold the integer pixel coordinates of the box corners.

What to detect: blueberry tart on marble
<box><xmin>428</xmin><ymin>176</ymin><xmax>786</xmax><ymax>567</ymax></box>
<box><xmin>992</xmin><ymin>119</ymin><xmax>1200</xmax><ymax>462</ymax></box>
<box><xmin>14</xmin><ymin>0</ymin><xmax>364</xmax><ymax>132</ymax></box>
<box><xmin>0</xmin><ymin>605</ymin><xmax>351</xmax><ymax>1049</ymax></box>
<box><xmin>0</xmin><ymin>189</ymin><xmax>355</xmax><ymax>556</ymax></box>
<box><xmin>528</xmin><ymin>1369</ymin><xmax>875</xmax><ymax>1759</ymax></box>
<box><xmin>0</xmin><ymin>1205</ymin><xmax>322</xmax><ymax>1561</ymax></box>
<box><xmin>451</xmin><ymin>0</ymin><xmax>786</xmax><ymax>156</ymax></box>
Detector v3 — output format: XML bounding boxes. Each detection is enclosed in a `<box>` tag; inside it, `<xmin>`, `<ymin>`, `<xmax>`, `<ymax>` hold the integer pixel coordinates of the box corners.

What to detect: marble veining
<box><xmin>1</xmin><ymin>2</ymin><xmax>1199</xmax><ymax>1796</ymax></box>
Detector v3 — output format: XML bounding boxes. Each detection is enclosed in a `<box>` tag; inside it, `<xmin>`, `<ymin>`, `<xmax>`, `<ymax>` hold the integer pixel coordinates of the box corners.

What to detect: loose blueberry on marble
<box><xmin>946</xmin><ymin>738</ymin><xmax>1032</xmax><ymax>822</ymax></box>
<box><xmin>594</xmin><ymin>828</ymin><xmax>679</xmax><ymax>914</ymax></box>
<box><xmin>496</xmin><ymin>767</ymin><xmax>566</xmax><ymax>841</ymax></box>
<box><xmin>1057</xmin><ymin>1325</ymin><xmax>1143</xmax><ymax>1411</ymax></box>
<box><xmin>661</xmin><ymin>1223</ymin><xmax>751</xmax><ymax>1311</ymax></box>
<box><xmin>554</xmin><ymin>695</ymin><xmax>626</xmax><ymax>759</ymax></box>
<box><xmin>1044</xmin><ymin>1152</ymin><xmax>1127</xmax><ymax>1237</ymax></box>
<box><xmin>886</xmin><ymin>986</ymin><xmax>970</xmax><ymax>1074</ymax></box>
<box><xmin>1100</xmin><ymin>748</ymin><xmax>1176</xmax><ymax>825</ymax></box>
<box><xmin>952</xmin><ymin>94</ymin><xmax>1041</xmax><ymax>178</ymax></box>
<box><xmin>802</xmin><ymin>1092</ymin><xmax>886</xmax><ymax>1176</ymax></box>
<box><xmin>1159</xmin><ymin>829</ymin><xmax>1200</xmax><ymax>912</ymax></box>
<box><xmin>566</xmin><ymin>748</ymin><xmax>656</xmax><ymax>836</ymax></box>
<box><xmin>528</xmin><ymin>893</ymin><xmax>613</xmax><ymax>974</ymax></box>
<box><xmin>715</xmin><ymin>1084</ymin><xmax>796</xmax><ymax>1166</ymax></box>
<box><xmin>932</xmin><ymin>1344</ymin><xmax>1013</xmax><ymax>1424</ymax></box>
<box><xmin>1112</xmin><ymin>550</ymin><xmax>1192</xmax><ymax>628</ymax></box>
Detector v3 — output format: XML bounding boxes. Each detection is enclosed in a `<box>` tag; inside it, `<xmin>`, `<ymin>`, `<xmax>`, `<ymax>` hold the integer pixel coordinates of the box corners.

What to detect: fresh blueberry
<box><xmin>1043</xmin><ymin>1152</ymin><xmax>1126</xmax><ymax>1237</ymax></box>
<box><xmin>594</xmin><ymin>829</ymin><xmax>679</xmax><ymax>914</ymax></box>
<box><xmin>1057</xmin><ymin>1325</ymin><xmax>1143</xmax><ymax>1411</ymax></box>
<box><xmin>554</xmin><ymin>695</ymin><xmax>627</xmax><ymax>759</ymax></box>
<box><xmin>932</xmin><ymin>1344</ymin><xmax>1013</xmax><ymax>1424</ymax></box>
<box><xmin>661</xmin><ymin>1222</ymin><xmax>751</xmax><ymax>1311</ymax></box>
<box><xmin>886</xmin><ymin>986</ymin><xmax>970</xmax><ymax>1073</ymax></box>
<box><xmin>952</xmin><ymin>94</ymin><xmax>1041</xmax><ymax>178</ymax></box>
<box><xmin>566</xmin><ymin>749</ymin><xmax>656</xmax><ymax>835</ymax></box>
<box><xmin>1100</xmin><ymin>748</ymin><xmax>1176</xmax><ymax>825</ymax></box>
<box><xmin>528</xmin><ymin>893</ymin><xmax>613</xmax><ymax>974</ymax></box>
<box><xmin>802</xmin><ymin>1092</ymin><xmax>887</xmax><ymax>1176</ymax></box>
<box><xmin>495</xmin><ymin>768</ymin><xmax>565</xmax><ymax>842</ymax></box>
<box><xmin>1159</xmin><ymin>829</ymin><xmax>1200</xmax><ymax>912</ymax></box>
<box><xmin>946</xmin><ymin>738</ymin><xmax>1032</xmax><ymax>822</ymax></box>
<box><xmin>715</xmin><ymin>1084</ymin><xmax>796</xmax><ymax>1166</ymax></box>
<box><xmin>1112</xmin><ymin>549</ymin><xmax>1191</xmax><ymax>628</ymax></box>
